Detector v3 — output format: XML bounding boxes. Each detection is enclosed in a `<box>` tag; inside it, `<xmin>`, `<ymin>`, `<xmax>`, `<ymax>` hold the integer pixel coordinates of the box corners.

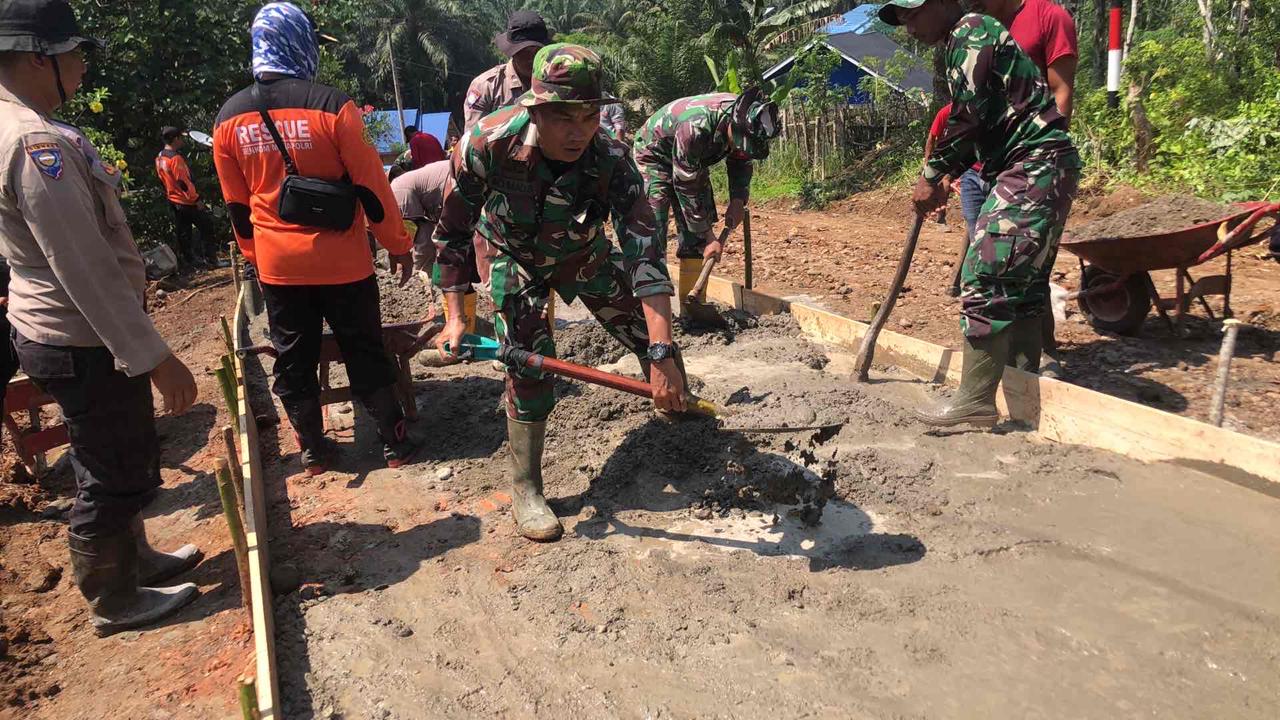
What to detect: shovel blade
<box><xmin>681</xmin><ymin>299</ymin><xmax>729</xmax><ymax>328</ymax></box>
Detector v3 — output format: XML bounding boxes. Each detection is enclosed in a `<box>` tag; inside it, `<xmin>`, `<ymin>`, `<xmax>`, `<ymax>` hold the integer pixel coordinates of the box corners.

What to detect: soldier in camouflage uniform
<box><xmin>434</xmin><ymin>44</ymin><xmax>688</xmax><ymax>542</ymax></box>
<box><xmin>880</xmin><ymin>0</ymin><xmax>1080</xmax><ymax>427</ymax></box>
<box><xmin>632</xmin><ymin>90</ymin><xmax>780</xmax><ymax>311</ymax></box>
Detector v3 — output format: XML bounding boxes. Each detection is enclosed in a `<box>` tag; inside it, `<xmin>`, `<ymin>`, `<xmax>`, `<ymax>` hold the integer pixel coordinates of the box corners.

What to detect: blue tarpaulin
<box><xmin>368</xmin><ymin>108</ymin><xmax>452</xmax><ymax>154</ymax></box>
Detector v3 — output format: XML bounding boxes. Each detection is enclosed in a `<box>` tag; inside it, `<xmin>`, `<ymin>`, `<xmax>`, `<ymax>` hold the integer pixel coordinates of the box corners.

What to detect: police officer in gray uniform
<box><xmin>0</xmin><ymin>0</ymin><xmax>202</xmax><ymax>635</ymax></box>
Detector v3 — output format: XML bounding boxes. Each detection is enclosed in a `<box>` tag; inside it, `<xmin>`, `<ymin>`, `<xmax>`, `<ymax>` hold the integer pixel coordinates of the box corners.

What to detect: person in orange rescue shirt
<box><xmin>155</xmin><ymin>125</ymin><xmax>220</xmax><ymax>270</ymax></box>
<box><xmin>212</xmin><ymin>2</ymin><xmax>418</xmax><ymax>475</ymax></box>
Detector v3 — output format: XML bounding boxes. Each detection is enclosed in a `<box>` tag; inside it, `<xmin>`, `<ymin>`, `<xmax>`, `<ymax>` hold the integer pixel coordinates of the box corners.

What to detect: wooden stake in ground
<box><xmin>215</xmin><ymin>365</ymin><xmax>240</xmax><ymax>435</ymax></box>
<box><xmin>238</xmin><ymin>678</ymin><xmax>259</xmax><ymax>720</ymax></box>
<box><xmin>222</xmin><ymin>425</ymin><xmax>246</xmax><ymax>512</ymax></box>
<box><xmin>1209</xmin><ymin>318</ymin><xmax>1243</xmax><ymax>427</ymax></box>
<box><xmin>854</xmin><ymin>213</ymin><xmax>926</xmax><ymax>382</ymax></box>
<box><xmin>216</xmin><ymin>458</ymin><xmax>253</xmax><ymax>611</ymax></box>
<box><xmin>221</xmin><ymin>315</ymin><xmax>235</xmax><ymax>355</ymax></box>
<box><xmin>743</xmin><ymin>211</ymin><xmax>754</xmax><ymax>290</ymax></box>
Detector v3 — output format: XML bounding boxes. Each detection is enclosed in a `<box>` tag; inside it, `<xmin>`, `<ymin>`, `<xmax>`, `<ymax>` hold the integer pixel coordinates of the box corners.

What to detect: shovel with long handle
<box><xmin>854</xmin><ymin>213</ymin><xmax>926</xmax><ymax>382</ymax></box>
<box><xmin>446</xmin><ymin>335</ymin><xmax>727</xmax><ymax>418</ymax></box>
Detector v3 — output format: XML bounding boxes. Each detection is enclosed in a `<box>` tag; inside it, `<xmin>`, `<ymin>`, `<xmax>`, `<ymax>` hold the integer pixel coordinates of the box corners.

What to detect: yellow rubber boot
<box><xmin>417</xmin><ymin>292</ymin><xmax>477</xmax><ymax>367</ymax></box>
<box><xmin>462</xmin><ymin>292</ymin><xmax>477</xmax><ymax>335</ymax></box>
<box><xmin>678</xmin><ymin>258</ymin><xmax>705</xmax><ymax>318</ymax></box>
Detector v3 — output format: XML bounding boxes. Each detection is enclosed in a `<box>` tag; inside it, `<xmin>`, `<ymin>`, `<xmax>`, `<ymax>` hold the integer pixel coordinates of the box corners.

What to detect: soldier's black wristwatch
<box><xmin>647</xmin><ymin>342</ymin><xmax>675</xmax><ymax>362</ymax></box>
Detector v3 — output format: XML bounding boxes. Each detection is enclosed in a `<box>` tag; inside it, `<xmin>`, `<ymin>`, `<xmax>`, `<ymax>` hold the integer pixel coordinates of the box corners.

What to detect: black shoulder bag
<box><xmin>254</xmin><ymin>83</ymin><xmax>378</xmax><ymax>231</ymax></box>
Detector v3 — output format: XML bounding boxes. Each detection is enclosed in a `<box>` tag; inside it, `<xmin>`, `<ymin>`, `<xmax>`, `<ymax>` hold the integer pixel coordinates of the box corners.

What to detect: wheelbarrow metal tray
<box><xmin>1061</xmin><ymin>202</ymin><xmax>1270</xmax><ymax>275</ymax></box>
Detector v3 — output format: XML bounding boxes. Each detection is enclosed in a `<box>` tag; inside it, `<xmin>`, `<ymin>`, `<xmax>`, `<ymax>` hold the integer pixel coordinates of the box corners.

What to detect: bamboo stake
<box><xmin>216</xmin><ymin>458</ymin><xmax>253</xmax><ymax>611</ymax></box>
<box><xmin>215</xmin><ymin>367</ymin><xmax>240</xmax><ymax>434</ymax></box>
<box><xmin>230</xmin><ymin>242</ymin><xmax>242</xmax><ymax>297</ymax></box>
<box><xmin>221</xmin><ymin>353</ymin><xmax>236</xmax><ymax>387</ymax></box>
<box><xmin>238</xmin><ymin>678</ymin><xmax>258</xmax><ymax>720</ymax></box>
<box><xmin>222</xmin><ymin>425</ymin><xmax>246</xmax><ymax>513</ymax></box>
<box><xmin>221</xmin><ymin>315</ymin><xmax>234</xmax><ymax>355</ymax></box>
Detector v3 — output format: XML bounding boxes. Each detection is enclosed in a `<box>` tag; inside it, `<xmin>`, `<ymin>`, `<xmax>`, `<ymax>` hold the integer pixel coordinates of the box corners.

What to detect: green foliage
<box><xmin>857</xmin><ymin>51</ymin><xmax>926</xmax><ymax>108</ymax></box>
<box><xmin>614</xmin><ymin>0</ymin><xmax>717</xmax><ymax>111</ymax></box>
<box><xmin>1073</xmin><ymin>24</ymin><xmax>1280</xmax><ymax>201</ymax></box>
<box><xmin>790</xmin><ymin>44</ymin><xmax>851</xmax><ymax>118</ymax></box>
<box><xmin>704</xmin><ymin>53</ymin><xmax>743</xmax><ymax>94</ymax></box>
<box><xmin>710</xmin><ymin>141</ymin><xmax>809</xmax><ymax>204</ymax></box>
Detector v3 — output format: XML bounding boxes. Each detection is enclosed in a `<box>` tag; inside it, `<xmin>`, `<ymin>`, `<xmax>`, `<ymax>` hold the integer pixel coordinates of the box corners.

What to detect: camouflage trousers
<box><xmin>640</xmin><ymin>164</ymin><xmax>715</xmax><ymax>259</ymax></box>
<box><xmin>960</xmin><ymin>156</ymin><xmax>1081</xmax><ymax>338</ymax></box>
<box><xmin>491</xmin><ymin>249</ymin><xmax>650</xmax><ymax>422</ymax></box>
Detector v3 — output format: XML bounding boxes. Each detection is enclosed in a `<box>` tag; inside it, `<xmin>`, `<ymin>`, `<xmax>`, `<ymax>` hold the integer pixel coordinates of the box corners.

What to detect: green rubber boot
<box><xmin>507</xmin><ymin>419</ymin><xmax>563</xmax><ymax>542</ymax></box>
<box><xmin>915</xmin><ymin>330</ymin><xmax>1011</xmax><ymax>428</ymax></box>
<box><xmin>1008</xmin><ymin>316</ymin><xmax>1044</xmax><ymax>374</ymax></box>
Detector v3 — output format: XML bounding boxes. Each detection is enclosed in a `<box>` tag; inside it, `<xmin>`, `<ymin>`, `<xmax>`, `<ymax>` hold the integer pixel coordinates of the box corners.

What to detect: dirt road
<box><xmin>4</xmin><ymin>192</ymin><xmax>1279</xmax><ymax>718</ymax></box>
<box><xmin>714</xmin><ymin>186</ymin><xmax>1280</xmax><ymax>441</ymax></box>
<box><xmin>260</xmin><ymin>307</ymin><xmax>1280</xmax><ymax>719</ymax></box>
<box><xmin>1</xmin><ymin>271</ymin><xmax>246</xmax><ymax>719</ymax></box>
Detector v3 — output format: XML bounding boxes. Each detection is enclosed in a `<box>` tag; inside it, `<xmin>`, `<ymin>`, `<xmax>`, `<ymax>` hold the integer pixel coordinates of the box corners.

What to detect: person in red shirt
<box><xmin>974</xmin><ymin>0</ymin><xmax>1078</xmax><ymax>124</ymax></box>
<box><xmin>155</xmin><ymin>126</ymin><xmax>219</xmax><ymax>271</ymax></box>
<box><xmin>212</xmin><ymin>3</ymin><xmax>418</xmax><ymax>474</ymax></box>
<box><xmin>923</xmin><ymin>104</ymin><xmax>954</xmax><ymax>230</ymax></box>
<box><xmin>405</xmin><ymin>125</ymin><xmax>446</xmax><ymax>169</ymax></box>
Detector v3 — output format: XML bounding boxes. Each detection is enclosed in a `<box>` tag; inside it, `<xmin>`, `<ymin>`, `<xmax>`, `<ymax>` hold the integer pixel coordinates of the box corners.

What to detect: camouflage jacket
<box><xmin>432</xmin><ymin>104</ymin><xmax>672</xmax><ymax>301</ymax></box>
<box><xmin>632</xmin><ymin>93</ymin><xmax>753</xmax><ymax>235</ymax></box>
<box><xmin>926</xmin><ymin>14</ymin><xmax>1079</xmax><ymax>183</ymax></box>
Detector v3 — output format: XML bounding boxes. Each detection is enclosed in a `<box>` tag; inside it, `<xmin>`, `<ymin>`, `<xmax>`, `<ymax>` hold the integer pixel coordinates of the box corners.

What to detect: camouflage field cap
<box><xmin>877</xmin><ymin>0</ymin><xmax>930</xmax><ymax>26</ymax></box>
<box><xmin>519</xmin><ymin>43</ymin><xmax>620</xmax><ymax>108</ymax></box>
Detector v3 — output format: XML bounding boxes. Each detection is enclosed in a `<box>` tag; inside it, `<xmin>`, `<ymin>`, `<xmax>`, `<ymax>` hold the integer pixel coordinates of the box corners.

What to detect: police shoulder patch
<box><xmin>26</xmin><ymin>142</ymin><xmax>64</xmax><ymax>180</ymax></box>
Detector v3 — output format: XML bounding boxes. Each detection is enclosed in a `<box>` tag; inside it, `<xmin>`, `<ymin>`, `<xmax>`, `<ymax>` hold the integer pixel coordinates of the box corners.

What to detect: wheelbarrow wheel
<box><xmin>1077</xmin><ymin>266</ymin><xmax>1152</xmax><ymax>336</ymax></box>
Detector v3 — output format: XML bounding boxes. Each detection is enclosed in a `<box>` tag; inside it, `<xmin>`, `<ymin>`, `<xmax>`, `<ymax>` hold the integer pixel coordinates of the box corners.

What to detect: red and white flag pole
<box><xmin>1107</xmin><ymin>0</ymin><xmax>1123</xmax><ymax>109</ymax></box>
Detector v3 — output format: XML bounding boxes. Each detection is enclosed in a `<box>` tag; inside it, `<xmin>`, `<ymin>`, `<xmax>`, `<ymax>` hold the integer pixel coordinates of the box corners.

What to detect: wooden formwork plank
<box><xmin>233</xmin><ymin>288</ymin><xmax>279</xmax><ymax>719</ymax></box>
<box><xmin>706</xmin><ymin>275</ymin><xmax>1280</xmax><ymax>484</ymax></box>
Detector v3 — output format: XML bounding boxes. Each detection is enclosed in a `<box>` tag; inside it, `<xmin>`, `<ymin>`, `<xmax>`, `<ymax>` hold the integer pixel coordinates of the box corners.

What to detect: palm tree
<box><xmin>578</xmin><ymin>0</ymin><xmax>639</xmax><ymax>37</ymax></box>
<box><xmin>531</xmin><ymin>0</ymin><xmax>594</xmax><ymax>36</ymax></box>
<box><xmin>703</xmin><ymin>0</ymin><xmax>847</xmax><ymax>85</ymax></box>
<box><xmin>353</xmin><ymin>0</ymin><xmax>489</xmax><ymax>110</ymax></box>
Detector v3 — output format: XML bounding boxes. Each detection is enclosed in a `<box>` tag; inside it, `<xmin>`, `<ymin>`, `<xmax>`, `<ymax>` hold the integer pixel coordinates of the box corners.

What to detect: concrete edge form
<box><xmin>233</xmin><ymin>286</ymin><xmax>280</xmax><ymax>718</ymax></box>
<box><xmin>704</xmin><ymin>275</ymin><xmax>1280</xmax><ymax>485</ymax></box>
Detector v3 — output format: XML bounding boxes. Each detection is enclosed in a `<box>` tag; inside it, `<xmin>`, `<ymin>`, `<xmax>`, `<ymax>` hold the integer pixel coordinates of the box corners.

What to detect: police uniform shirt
<box><xmin>0</xmin><ymin>84</ymin><xmax>170</xmax><ymax>376</ymax></box>
<box><xmin>462</xmin><ymin>61</ymin><xmax>529</xmax><ymax>135</ymax></box>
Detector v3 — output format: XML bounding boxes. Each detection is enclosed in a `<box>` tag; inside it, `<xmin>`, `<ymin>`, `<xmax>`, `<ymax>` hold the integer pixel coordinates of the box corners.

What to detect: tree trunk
<box><xmin>1128</xmin><ymin>82</ymin><xmax>1154</xmax><ymax>173</ymax></box>
<box><xmin>1091</xmin><ymin>0</ymin><xmax>1108</xmax><ymax>88</ymax></box>
<box><xmin>388</xmin><ymin>34</ymin><xmax>406</xmax><ymax>133</ymax></box>
<box><xmin>1124</xmin><ymin>0</ymin><xmax>1140</xmax><ymax>58</ymax></box>
<box><xmin>1196</xmin><ymin>0</ymin><xmax>1217</xmax><ymax>59</ymax></box>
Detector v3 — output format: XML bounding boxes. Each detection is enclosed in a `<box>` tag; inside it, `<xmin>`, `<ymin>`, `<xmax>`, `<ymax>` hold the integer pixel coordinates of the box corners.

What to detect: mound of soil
<box><xmin>375</xmin><ymin>269</ymin><xmax>435</xmax><ymax>324</ymax></box>
<box><xmin>555</xmin><ymin>321</ymin><xmax>630</xmax><ymax>366</ymax></box>
<box><xmin>1068</xmin><ymin>195</ymin><xmax>1233</xmax><ymax>242</ymax></box>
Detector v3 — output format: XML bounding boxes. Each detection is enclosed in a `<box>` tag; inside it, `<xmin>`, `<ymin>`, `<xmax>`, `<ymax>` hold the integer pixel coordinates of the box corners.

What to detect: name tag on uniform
<box><xmin>491</xmin><ymin>161</ymin><xmax>536</xmax><ymax>195</ymax></box>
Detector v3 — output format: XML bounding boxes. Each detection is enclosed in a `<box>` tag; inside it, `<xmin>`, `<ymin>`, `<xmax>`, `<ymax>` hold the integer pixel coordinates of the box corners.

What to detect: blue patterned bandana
<box><xmin>251</xmin><ymin>2</ymin><xmax>319</xmax><ymax>81</ymax></box>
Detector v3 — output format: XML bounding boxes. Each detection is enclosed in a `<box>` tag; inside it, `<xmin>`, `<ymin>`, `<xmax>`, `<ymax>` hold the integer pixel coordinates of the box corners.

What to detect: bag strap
<box><xmin>252</xmin><ymin>82</ymin><xmax>299</xmax><ymax>176</ymax></box>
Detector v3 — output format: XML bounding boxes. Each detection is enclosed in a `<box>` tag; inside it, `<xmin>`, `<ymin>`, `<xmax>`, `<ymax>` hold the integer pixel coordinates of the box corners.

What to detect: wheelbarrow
<box><xmin>1061</xmin><ymin>201</ymin><xmax>1280</xmax><ymax>335</ymax></box>
<box><xmin>237</xmin><ymin>319</ymin><xmax>441</xmax><ymax>422</ymax></box>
